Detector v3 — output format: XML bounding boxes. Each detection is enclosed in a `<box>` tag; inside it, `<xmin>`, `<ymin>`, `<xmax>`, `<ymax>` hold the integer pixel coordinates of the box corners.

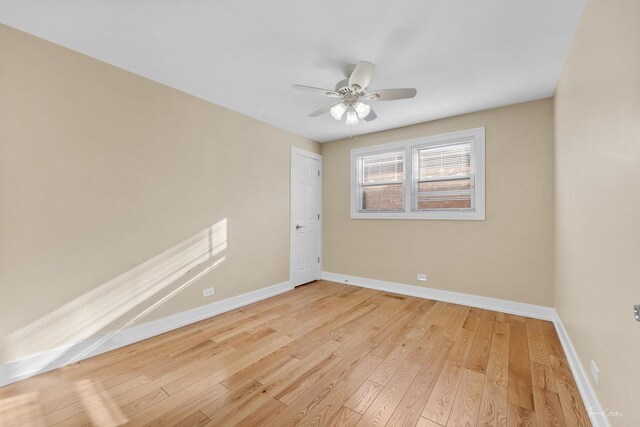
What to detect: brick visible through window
<box><xmin>351</xmin><ymin>127</ymin><xmax>485</xmax><ymax>220</ymax></box>
<box><xmin>358</xmin><ymin>152</ymin><xmax>403</xmax><ymax>211</ymax></box>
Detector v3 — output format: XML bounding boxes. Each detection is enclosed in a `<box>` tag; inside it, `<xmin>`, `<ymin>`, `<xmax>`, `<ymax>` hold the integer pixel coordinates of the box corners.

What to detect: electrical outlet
<box><xmin>203</xmin><ymin>287</ymin><xmax>215</xmax><ymax>297</ymax></box>
<box><xmin>417</xmin><ymin>274</ymin><xmax>427</xmax><ymax>281</ymax></box>
<box><xmin>590</xmin><ymin>360</ymin><xmax>599</xmax><ymax>385</ymax></box>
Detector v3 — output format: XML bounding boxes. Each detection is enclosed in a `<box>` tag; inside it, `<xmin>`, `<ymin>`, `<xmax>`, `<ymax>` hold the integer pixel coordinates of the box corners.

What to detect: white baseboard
<box><xmin>321</xmin><ymin>271</ymin><xmax>607</xmax><ymax>426</ymax></box>
<box><xmin>552</xmin><ymin>315</ymin><xmax>609</xmax><ymax>427</ymax></box>
<box><xmin>321</xmin><ymin>271</ymin><xmax>555</xmax><ymax>320</ymax></box>
<box><xmin>0</xmin><ymin>280</ymin><xmax>292</xmax><ymax>388</ymax></box>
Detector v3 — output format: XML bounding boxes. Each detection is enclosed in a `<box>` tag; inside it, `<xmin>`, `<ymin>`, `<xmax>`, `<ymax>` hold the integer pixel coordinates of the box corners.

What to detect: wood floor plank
<box><xmin>253</xmin><ymin>354</ymin><xmax>300</xmax><ymax>385</ymax></box>
<box><xmin>495</xmin><ymin>312</ymin><xmax>510</xmax><ymax>322</ymax></box>
<box><xmin>525</xmin><ymin>318</ymin><xmax>551</xmax><ymax>365</ymax></box>
<box><xmin>507</xmin><ymin>319</ymin><xmax>534</xmax><ymax>410</ymax></box>
<box><xmin>0</xmin><ymin>281</ymin><xmax>589</xmax><ymax>427</ymax></box>
<box><xmin>355</xmin><ymin>360</ymin><xmax>420</xmax><ymax>427</ymax></box>
<box><xmin>325</xmin><ymin>406</ymin><xmax>362</xmax><ymax>427</ymax></box>
<box><xmin>482</xmin><ymin>310</ymin><xmax>498</xmax><ymax>321</ymax></box>
<box><xmin>554</xmin><ymin>380</ymin><xmax>591</xmax><ymax>427</ymax></box>
<box><xmin>208</xmin><ymin>313</ymin><xmax>282</xmax><ymax>342</ymax></box>
<box><xmin>172</xmin><ymin>410</ymin><xmax>210</xmax><ymax>427</ymax></box>
<box><xmin>53</xmin><ymin>379</ymin><xmax>129</xmax><ymax>426</ymax></box>
<box><xmin>264</xmin><ymin>339</ymin><xmax>380</xmax><ymax>427</ymax></box>
<box><xmin>405</xmin><ymin>324</ymin><xmax>446</xmax><ymax>364</ymax></box>
<box><xmin>231</xmin><ymin>342</ymin><xmax>347</xmax><ymax>425</ymax></box>
<box><xmin>0</xmin><ymin>392</ymin><xmax>45</xmax><ymax>427</ymax></box>
<box><xmin>386</xmin><ymin>337</ymin><xmax>454</xmax><ymax>427</ymax></box>
<box><xmin>417</xmin><ymin>416</ymin><xmax>444</xmax><ymax>427</ymax></box>
<box><xmin>530</xmin><ymin>361</ymin><xmax>557</xmax><ymax>393</ymax></box>
<box><xmin>550</xmin><ymin>356</ymin><xmax>591</xmax><ymax>426</ymax></box>
<box><xmin>540</xmin><ymin>321</ymin><xmax>565</xmax><ymax>359</ymax></box>
<box><xmin>466</xmin><ymin>318</ymin><xmax>495</xmax><ymax>374</ymax></box>
<box><xmin>532</xmin><ymin>386</ymin><xmax>566</xmax><ymax>427</ymax></box>
<box><xmin>432</xmin><ymin>303</ymin><xmax>459</xmax><ymax>328</ymax></box>
<box><xmin>278</xmin><ymin>290</ymin><xmax>377</xmax><ymax>340</ymax></box>
<box><xmin>411</xmin><ymin>300</ymin><xmax>438</xmax><ymax>332</ymax></box>
<box><xmin>111</xmin><ymin>347</ymin><xmax>234</xmax><ymax>401</ymax></box>
<box><xmin>421</xmin><ymin>328</ymin><xmax>475</xmax><ymax>425</ymax></box>
<box><xmin>344</xmin><ymin>380</ymin><xmax>384</xmax><ymax>414</ymax></box>
<box><xmin>507</xmin><ymin>403</ymin><xmax>535</xmax><ymax>427</ymax></box>
<box><xmin>234</xmin><ymin>398</ymin><xmax>286</xmax><ymax>427</ymax></box>
<box><xmin>447</xmin><ymin>369</ymin><xmax>485</xmax><ymax>427</ymax></box>
<box><xmin>477</xmin><ymin>363</ymin><xmax>508</xmax><ymax>427</ymax></box>
<box><xmin>286</xmin><ymin>301</ymin><xmax>378</xmax><ymax>359</ymax></box>
<box><xmin>221</xmin><ymin>350</ymin><xmax>298</xmax><ymax>389</ymax></box>
<box><xmin>163</xmin><ymin>334</ymin><xmax>293</xmax><ymax>394</ymax></box>
<box><xmin>487</xmin><ymin>321</ymin><xmax>510</xmax><ymax>368</ymax></box>
<box><xmin>548</xmin><ymin>355</ymin><xmax>573</xmax><ymax>385</ymax></box>
<box><xmin>463</xmin><ymin>308</ymin><xmax>483</xmax><ymax>331</ymax></box>
<box><xmin>278</xmin><ymin>352</ymin><xmax>383</xmax><ymax>427</ymax></box>
<box><xmin>273</xmin><ymin>347</ymin><xmax>344</xmax><ymax>405</ymax></box>
<box><xmin>436</xmin><ymin>304</ymin><xmax>471</xmax><ymax>336</ymax></box>
<box><xmin>368</xmin><ymin>299</ymin><xmax>425</xmax><ymax>345</ymax></box>
<box><xmin>128</xmin><ymin>382</ymin><xmax>228</xmax><ymax>426</ymax></box>
<box><xmin>199</xmin><ymin>378</ymin><xmax>262</xmax><ymax>420</ymax></box>
<box><xmin>368</xmin><ymin>327</ymin><xmax>423</xmax><ymax>385</ymax></box>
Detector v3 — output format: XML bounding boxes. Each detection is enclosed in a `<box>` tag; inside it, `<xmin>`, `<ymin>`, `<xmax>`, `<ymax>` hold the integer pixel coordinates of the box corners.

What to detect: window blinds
<box><xmin>415</xmin><ymin>142</ymin><xmax>473</xmax><ymax>210</ymax></box>
<box><xmin>360</xmin><ymin>152</ymin><xmax>403</xmax><ymax>211</ymax></box>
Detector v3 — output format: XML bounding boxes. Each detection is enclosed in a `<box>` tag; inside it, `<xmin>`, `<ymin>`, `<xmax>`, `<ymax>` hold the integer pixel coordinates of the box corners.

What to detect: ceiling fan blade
<box><xmin>308</xmin><ymin>104</ymin><xmax>335</xmax><ymax>117</ymax></box>
<box><xmin>348</xmin><ymin>61</ymin><xmax>376</xmax><ymax>91</ymax></box>
<box><xmin>364</xmin><ymin>109</ymin><xmax>377</xmax><ymax>122</ymax></box>
<box><xmin>291</xmin><ymin>84</ymin><xmax>341</xmax><ymax>98</ymax></box>
<box><xmin>364</xmin><ymin>88</ymin><xmax>417</xmax><ymax>101</ymax></box>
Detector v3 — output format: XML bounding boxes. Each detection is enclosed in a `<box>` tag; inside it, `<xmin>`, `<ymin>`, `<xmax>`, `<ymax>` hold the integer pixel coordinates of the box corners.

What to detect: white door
<box><xmin>290</xmin><ymin>148</ymin><xmax>321</xmax><ymax>287</ymax></box>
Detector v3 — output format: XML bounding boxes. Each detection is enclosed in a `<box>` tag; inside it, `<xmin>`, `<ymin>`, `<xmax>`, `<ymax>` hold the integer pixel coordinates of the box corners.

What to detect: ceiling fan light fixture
<box><xmin>345</xmin><ymin>109</ymin><xmax>359</xmax><ymax>126</ymax></box>
<box><xmin>292</xmin><ymin>61</ymin><xmax>417</xmax><ymax>128</ymax></box>
<box><xmin>329</xmin><ymin>102</ymin><xmax>347</xmax><ymax>120</ymax></box>
<box><xmin>353</xmin><ymin>101</ymin><xmax>371</xmax><ymax>119</ymax></box>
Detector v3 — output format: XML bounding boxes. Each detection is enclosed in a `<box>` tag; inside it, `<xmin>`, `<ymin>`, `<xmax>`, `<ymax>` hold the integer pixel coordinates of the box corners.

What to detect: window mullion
<box><xmin>358</xmin><ymin>155</ymin><xmax>364</xmax><ymax>211</ymax></box>
<box><xmin>404</xmin><ymin>145</ymin><xmax>413</xmax><ymax>213</ymax></box>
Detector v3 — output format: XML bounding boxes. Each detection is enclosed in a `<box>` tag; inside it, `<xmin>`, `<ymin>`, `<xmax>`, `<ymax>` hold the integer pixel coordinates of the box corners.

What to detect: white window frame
<box><xmin>351</xmin><ymin>127</ymin><xmax>485</xmax><ymax>220</ymax></box>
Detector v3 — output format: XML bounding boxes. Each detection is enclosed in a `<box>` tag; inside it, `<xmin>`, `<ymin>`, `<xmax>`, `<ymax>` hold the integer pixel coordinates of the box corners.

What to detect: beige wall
<box><xmin>322</xmin><ymin>99</ymin><xmax>555</xmax><ymax>306</ymax></box>
<box><xmin>554</xmin><ymin>0</ymin><xmax>640</xmax><ymax>424</ymax></box>
<box><xmin>0</xmin><ymin>24</ymin><xmax>319</xmax><ymax>362</ymax></box>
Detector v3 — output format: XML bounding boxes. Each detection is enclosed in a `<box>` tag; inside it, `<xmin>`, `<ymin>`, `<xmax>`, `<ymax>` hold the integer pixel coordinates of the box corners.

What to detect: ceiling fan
<box><xmin>292</xmin><ymin>61</ymin><xmax>417</xmax><ymax>126</ymax></box>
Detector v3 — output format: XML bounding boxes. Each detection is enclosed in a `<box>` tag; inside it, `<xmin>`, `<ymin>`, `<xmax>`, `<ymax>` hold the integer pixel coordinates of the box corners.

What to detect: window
<box><xmin>351</xmin><ymin>128</ymin><xmax>485</xmax><ymax>220</ymax></box>
<box><xmin>358</xmin><ymin>151</ymin><xmax>404</xmax><ymax>212</ymax></box>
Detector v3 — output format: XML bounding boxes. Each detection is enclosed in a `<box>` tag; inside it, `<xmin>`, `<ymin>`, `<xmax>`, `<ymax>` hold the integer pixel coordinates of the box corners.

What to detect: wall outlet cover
<box><xmin>203</xmin><ymin>287</ymin><xmax>215</xmax><ymax>297</ymax></box>
<box><xmin>417</xmin><ymin>274</ymin><xmax>427</xmax><ymax>281</ymax></box>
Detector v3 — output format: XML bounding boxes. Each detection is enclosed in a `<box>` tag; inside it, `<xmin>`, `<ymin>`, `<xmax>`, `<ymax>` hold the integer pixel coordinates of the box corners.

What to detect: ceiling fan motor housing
<box><xmin>335</xmin><ymin>79</ymin><xmax>365</xmax><ymax>96</ymax></box>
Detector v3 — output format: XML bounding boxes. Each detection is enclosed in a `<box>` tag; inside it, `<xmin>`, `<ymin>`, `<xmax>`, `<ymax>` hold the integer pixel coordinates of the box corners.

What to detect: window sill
<box><xmin>350</xmin><ymin>210</ymin><xmax>485</xmax><ymax>220</ymax></box>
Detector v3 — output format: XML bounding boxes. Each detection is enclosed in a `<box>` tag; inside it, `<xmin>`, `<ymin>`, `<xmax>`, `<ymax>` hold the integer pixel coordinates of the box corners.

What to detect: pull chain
<box><xmin>348</xmin><ymin>122</ymin><xmax>359</xmax><ymax>140</ymax></box>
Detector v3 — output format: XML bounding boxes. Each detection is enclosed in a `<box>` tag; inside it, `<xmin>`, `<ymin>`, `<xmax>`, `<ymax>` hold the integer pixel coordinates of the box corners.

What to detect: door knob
<box><xmin>296</xmin><ymin>224</ymin><xmax>305</xmax><ymax>229</ymax></box>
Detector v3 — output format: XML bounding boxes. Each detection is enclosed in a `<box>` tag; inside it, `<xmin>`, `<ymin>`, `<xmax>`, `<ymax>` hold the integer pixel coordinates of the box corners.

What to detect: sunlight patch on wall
<box><xmin>3</xmin><ymin>219</ymin><xmax>228</xmax><ymax>372</ymax></box>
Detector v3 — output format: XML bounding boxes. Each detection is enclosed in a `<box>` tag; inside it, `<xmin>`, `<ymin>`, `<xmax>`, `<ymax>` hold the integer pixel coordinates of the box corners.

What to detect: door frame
<box><xmin>290</xmin><ymin>147</ymin><xmax>323</xmax><ymax>287</ymax></box>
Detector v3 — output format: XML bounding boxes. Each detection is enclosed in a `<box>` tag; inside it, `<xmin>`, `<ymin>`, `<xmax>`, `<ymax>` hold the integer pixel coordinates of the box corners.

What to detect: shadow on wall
<box><xmin>1</xmin><ymin>218</ymin><xmax>228</xmax><ymax>383</ymax></box>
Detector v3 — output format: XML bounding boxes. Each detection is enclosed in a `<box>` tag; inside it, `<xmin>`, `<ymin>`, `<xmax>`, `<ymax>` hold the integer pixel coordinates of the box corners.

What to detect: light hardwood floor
<box><xmin>0</xmin><ymin>281</ymin><xmax>590</xmax><ymax>426</ymax></box>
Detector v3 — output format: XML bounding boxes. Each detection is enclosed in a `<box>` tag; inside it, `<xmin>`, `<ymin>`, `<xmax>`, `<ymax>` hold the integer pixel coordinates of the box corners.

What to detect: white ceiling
<box><xmin>0</xmin><ymin>0</ymin><xmax>585</xmax><ymax>142</ymax></box>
